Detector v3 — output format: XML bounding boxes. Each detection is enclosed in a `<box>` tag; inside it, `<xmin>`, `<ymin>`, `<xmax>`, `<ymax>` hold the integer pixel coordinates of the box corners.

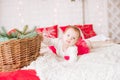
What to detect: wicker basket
<box><xmin>0</xmin><ymin>34</ymin><xmax>42</xmax><ymax>72</ymax></box>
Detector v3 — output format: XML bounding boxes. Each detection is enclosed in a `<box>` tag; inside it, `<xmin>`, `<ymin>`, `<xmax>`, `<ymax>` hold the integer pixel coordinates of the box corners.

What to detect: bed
<box><xmin>21</xmin><ymin>24</ymin><xmax>120</xmax><ymax>80</ymax></box>
<box><xmin>23</xmin><ymin>41</ymin><xmax>120</xmax><ymax>80</ymax></box>
<box><xmin>0</xmin><ymin>25</ymin><xmax>120</xmax><ymax>80</ymax></box>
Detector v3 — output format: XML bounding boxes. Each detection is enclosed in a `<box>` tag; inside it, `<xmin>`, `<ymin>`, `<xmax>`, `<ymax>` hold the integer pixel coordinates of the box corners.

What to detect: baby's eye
<box><xmin>72</xmin><ymin>37</ymin><xmax>75</xmax><ymax>39</ymax></box>
<box><xmin>67</xmin><ymin>34</ymin><xmax>70</xmax><ymax>37</ymax></box>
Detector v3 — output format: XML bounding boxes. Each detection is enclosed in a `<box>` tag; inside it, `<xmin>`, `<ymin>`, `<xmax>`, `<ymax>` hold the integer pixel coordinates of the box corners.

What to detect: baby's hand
<box><xmin>41</xmin><ymin>33</ymin><xmax>48</xmax><ymax>42</ymax></box>
<box><xmin>55</xmin><ymin>55</ymin><xmax>64</xmax><ymax>62</ymax></box>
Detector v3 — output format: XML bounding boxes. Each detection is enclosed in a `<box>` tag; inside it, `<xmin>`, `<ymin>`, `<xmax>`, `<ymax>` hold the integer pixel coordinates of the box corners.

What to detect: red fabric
<box><xmin>49</xmin><ymin>46</ymin><xmax>56</xmax><ymax>54</ymax></box>
<box><xmin>81</xmin><ymin>24</ymin><xmax>96</xmax><ymax>39</ymax></box>
<box><xmin>76</xmin><ymin>38</ymin><xmax>90</xmax><ymax>55</ymax></box>
<box><xmin>36</xmin><ymin>25</ymin><xmax>58</xmax><ymax>38</ymax></box>
<box><xmin>0</xmin><ymin>70</ymin><xmax>40</xmax><ymax>80</ymax></box>
<box><xmin>64</xmin><ymin>56</ymin><xmax>70</xmax><ymax>60</ymax></box>
<box><xmin>59</xmin><ymin>25</ymin><xmax>69</xmax><ymax>32</ymax></box>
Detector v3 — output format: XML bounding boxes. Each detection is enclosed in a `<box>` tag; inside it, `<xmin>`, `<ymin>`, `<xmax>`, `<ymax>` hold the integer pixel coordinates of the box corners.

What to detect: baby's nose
<box><xmin>68</xmin><ymin>37</ymin><xmax>72</xmax><ymax>40</ymax></box>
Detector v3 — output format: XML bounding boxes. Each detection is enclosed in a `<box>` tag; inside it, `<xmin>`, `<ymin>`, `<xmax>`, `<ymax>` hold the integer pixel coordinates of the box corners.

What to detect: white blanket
<box><xmin>23</xmin><ymin>43</ymin><xmax>120</xmax><ymax>80</ymax></box>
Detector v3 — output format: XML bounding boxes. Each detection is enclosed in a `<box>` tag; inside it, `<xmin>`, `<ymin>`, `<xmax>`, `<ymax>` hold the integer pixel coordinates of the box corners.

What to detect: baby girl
<box><xmin>42</xmin><ymin>25</ymin><xmax>81</xmax><ymax>62</ymax></box>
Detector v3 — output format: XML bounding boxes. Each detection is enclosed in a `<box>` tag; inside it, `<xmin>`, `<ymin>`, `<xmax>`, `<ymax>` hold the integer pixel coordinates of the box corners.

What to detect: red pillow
<box><xmin>36</xmin><ymin>25</ymin><xmax>58</xmax><ymax>38</ymax></box>
<box><xmin>59</xmin><ymin>25</ymin><xmax>69</xmax><ymax>32</ymax></box>
<box><xmin>76</xmin><ymin>38</ymin><xmax>90</xmax><ymax>55</ymax></box>
<box><xmin>36</xmin><ymin>25</ymin><xmax>58</xmax><ymax>53</ymax></box>
<box><xmin>0</xmin><ymin>70</ymin><xmax>40</xmax><ymax>80</ymax></box>
<box><xmin>81</xmin><ymin>24</ymin><xmax>96</xmax><ymax>39</ymax></box>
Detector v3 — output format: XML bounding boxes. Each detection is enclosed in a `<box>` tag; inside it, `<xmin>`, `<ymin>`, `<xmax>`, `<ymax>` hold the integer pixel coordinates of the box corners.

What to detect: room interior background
<box><xmin>0</xmin><ymin>0</ymin><xmax>120</xmax><ymax>43</ymax></box>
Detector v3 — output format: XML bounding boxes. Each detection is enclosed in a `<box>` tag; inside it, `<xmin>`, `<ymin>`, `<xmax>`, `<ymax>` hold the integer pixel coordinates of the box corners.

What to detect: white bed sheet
<box><xmin>23</xmin><ymin>43</ymin><xmax>120</xmax><ymax>80</ymax></box>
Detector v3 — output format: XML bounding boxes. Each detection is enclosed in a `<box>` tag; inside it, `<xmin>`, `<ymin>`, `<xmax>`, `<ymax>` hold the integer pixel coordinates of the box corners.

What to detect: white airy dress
<box><xmin>43</xmin><ymin>38</ymin><xmax>78</xmax><ymax>62</ymax></box>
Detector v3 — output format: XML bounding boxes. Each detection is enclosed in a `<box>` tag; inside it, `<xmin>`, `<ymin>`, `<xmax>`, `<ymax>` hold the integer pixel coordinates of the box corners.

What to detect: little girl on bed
<box><xmin>42</xmin><ymin>25</ymin><xmax>81</xmax><ymax>62</ymax></box>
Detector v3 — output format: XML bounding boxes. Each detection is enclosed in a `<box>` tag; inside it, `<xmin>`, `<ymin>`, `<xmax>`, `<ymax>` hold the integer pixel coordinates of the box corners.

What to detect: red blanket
<box><xmin>0</xmin><ymin>69</ymin><xmax>40</xmax><ymax>80</ymax></box>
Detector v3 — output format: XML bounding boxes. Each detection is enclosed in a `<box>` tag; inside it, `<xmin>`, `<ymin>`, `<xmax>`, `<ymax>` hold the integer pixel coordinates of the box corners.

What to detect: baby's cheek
<box><xmin>71</xmin><ymin>40</ymin><xmax>77</xmax><ymax>45</ymax></box>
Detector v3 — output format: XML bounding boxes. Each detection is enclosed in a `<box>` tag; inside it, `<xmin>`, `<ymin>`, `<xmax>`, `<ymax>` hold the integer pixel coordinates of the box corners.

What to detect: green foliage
<box><xmin>0</xmin><ymin>25</ymin><xmax>38</xmax><ymax>42</ymax></box>
<box><xmin>0</xmin><ymin>27</ymin><xmax>9</xmax><ymax>37</ymax></box>
<box><xmin>19</xmin><ymin>31</ymin><xmax>37</xmax><ymax>39</ymax></box>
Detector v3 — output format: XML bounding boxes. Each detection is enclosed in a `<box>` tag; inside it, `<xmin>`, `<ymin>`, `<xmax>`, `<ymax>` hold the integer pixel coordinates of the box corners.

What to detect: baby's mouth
<box><xmin>66</xmin><ymin>40</ymin><xmax>70</xmax><ymax>43</ymax></box>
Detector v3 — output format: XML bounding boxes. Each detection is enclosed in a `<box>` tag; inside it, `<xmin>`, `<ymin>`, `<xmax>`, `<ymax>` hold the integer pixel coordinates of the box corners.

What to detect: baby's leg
<box><xmin>86</xmin><ymin>40</ymin><xmax>113</xmax><ymax>49</ymax></box>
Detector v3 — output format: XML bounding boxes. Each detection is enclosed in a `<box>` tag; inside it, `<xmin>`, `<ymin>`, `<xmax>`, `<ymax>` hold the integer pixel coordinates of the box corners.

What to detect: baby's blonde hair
<box><xmin>64</xmin><ymin>25</ymin><xmax>81</xmax><ymax>39</ymax></box>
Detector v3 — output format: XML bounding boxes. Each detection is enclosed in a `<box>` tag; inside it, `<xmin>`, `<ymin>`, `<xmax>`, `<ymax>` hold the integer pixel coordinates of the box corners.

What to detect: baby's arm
<box><xmin>55</xmin><ymin>55</ymin><xmax>65</xmax><ymax>62</ymax></box>
<box><xmin>42</xmin><ymin>35</ymin><xmax>58</xmax><ymax>46</ymax></box>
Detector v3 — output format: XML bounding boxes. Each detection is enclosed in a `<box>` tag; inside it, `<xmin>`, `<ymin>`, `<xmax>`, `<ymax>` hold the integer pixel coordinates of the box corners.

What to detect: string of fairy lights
<box><xmin>17</xmin><ymin>0</ymin><xmax>24</xmax><ymax>26</ymax></box>
<box><xmin>16</xmin><ymin>0</ymin><xmax>104</xmax><ymax>29</ymax></box>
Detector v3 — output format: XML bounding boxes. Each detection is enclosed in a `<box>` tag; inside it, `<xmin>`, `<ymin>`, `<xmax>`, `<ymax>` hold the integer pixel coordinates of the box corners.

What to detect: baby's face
<box><xmin>63</xmin><ymin>28</ymin><xmax>79</xmax><ymax>46</ymax></box>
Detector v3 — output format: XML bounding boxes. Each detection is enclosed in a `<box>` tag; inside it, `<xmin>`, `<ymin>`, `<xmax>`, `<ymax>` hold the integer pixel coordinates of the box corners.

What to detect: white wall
<box><xmin>84</xmin><ymin>0</ymin><xmax>108</xmax><ymax>36</ymax></box>
<box><xmin>0</xmin><ymin>0</ymin><xmax>83</xmax><ymax>31</ymax></box>
<box><xmin>0</xmin><ymin>0</ymin><xmax>109</xmax><ymax>37</ymax></box>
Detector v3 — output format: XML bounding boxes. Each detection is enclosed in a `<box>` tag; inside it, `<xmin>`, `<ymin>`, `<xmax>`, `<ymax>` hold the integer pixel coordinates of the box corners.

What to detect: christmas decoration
<box><xmin>0</xmin><ymin>25</ymin><xmax>38</xmax><ymax>42</ymax></box>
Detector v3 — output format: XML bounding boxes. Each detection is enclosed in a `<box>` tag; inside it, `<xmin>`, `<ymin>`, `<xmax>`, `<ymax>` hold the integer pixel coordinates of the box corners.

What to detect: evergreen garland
<box><xmin>0</xmin><ymin>25</ymin><xmax>38</xmax><ymax>42</ymax></box>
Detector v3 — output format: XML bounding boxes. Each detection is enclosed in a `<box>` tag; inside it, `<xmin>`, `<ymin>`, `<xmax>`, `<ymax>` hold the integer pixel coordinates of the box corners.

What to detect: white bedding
<box><xmin>23</xmin><ymin>43</ymin><xmax>120</xmax><ymax>80</ymax></box>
